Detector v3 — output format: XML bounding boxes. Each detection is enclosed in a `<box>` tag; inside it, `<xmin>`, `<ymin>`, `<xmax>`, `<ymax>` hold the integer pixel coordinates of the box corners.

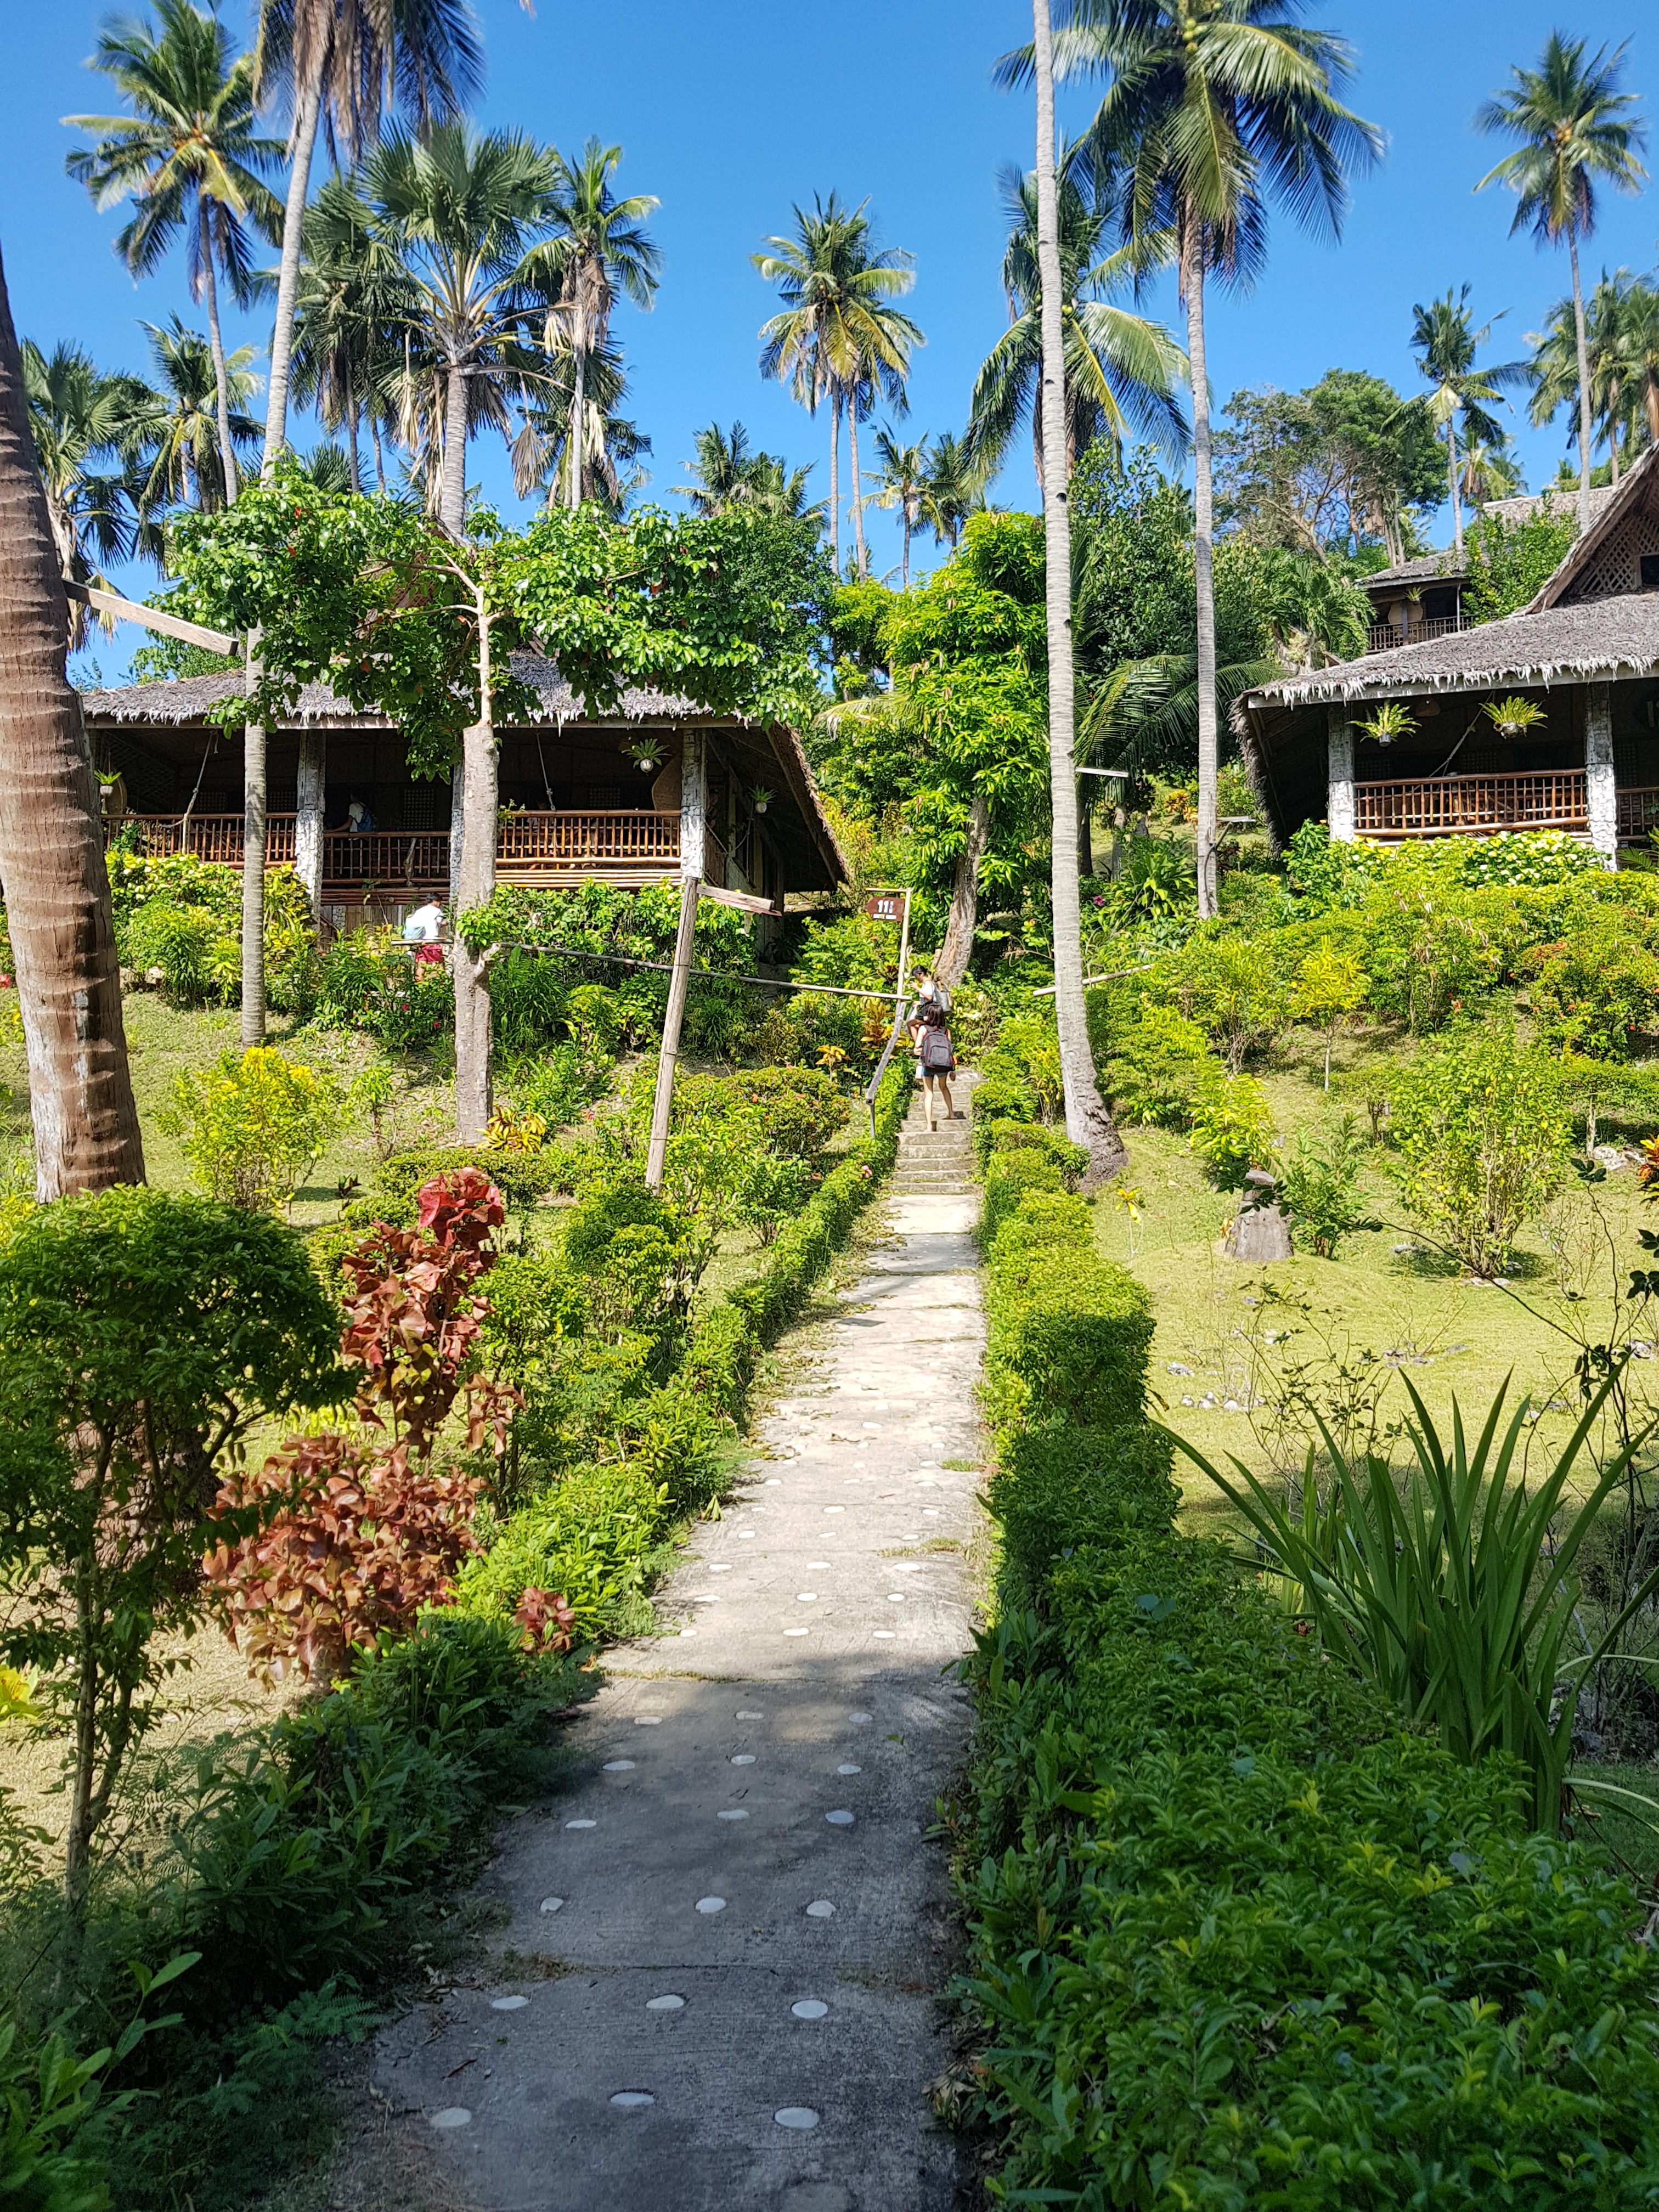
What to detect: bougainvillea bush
<box><xmin>206</xmin><ymin>1170</ymin><xmax>526</xmax><ymax>1682</ymax></box>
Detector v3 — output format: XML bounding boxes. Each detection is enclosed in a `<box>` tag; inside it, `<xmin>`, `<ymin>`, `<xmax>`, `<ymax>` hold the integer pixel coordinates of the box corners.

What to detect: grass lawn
<box><xmin>1092</xmin><ymin>1024</ymin><xmax>1657</xmax><ymax>1538</ymax></box>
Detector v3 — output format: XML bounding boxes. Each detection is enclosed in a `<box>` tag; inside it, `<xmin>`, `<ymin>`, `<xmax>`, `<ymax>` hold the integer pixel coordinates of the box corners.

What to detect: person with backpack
<box><xmin>908</xmin><ymin>968</ymin><xmax>959</xmax><ymax>1129</ymax></box>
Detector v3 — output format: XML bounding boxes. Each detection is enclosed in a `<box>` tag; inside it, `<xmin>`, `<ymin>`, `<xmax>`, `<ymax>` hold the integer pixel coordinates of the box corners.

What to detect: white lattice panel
<box><xmin>1562</xmin><ymin>496</ymin><xmax>1659</xmax><ymax>603</ymax></box>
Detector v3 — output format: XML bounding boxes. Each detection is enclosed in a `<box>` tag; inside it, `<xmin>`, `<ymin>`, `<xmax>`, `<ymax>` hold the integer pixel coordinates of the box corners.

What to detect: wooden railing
<box><xmin>118</xmin><ymin>810</ymin><xmax>683</xmax><ymax>887</ymax></box>
<box><xmin>1354</xmin><ymin>771</ymin><xmax>1588</xmax><ymax>838</ymax></box>
<box><xmin>1363</xmin><ymin>615</ymin><xmax>1468</xmax><ymax>655</ymax></box>
<box><xmin>1618</xmin><ymin>787</ymin><xmax>1659</xmax><ymax>839</ymax></box>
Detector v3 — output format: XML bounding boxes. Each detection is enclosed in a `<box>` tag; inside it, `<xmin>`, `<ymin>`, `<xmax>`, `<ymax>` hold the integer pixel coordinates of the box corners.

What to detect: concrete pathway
<box><xmin>374</xmin><ymin>1080</ymin><xmax>984</xmax><ymax>2211</ymax></box>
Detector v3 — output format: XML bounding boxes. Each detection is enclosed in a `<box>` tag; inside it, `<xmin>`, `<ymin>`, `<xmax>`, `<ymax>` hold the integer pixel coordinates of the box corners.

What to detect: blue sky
<box><xmin>4</xmin><ymin>0</ymin><xmax>1657</xmax><ymax>682</ymax></box>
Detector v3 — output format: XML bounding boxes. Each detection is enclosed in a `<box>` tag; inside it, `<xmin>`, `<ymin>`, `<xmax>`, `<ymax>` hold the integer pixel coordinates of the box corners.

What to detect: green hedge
<box><xmin>458</xmin><ymin>1062</ymin><xmax>913</xmax><ymax>1632</ymax></box>
<box><xmin>959</xmin><ymin>1126</ymin><xmax>1659</xmax><ymax>2207</ymax></box>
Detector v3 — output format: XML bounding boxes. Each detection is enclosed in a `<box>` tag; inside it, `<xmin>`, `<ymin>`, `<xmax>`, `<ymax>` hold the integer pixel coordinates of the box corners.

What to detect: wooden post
<box><xmin>1585</xmin><ymin>681</ymin><xmax>1617</xmax><ymax>867</ymax></box>
<box><xmin>645</xmin><ymin>873</ymin><xmax>701</xmax><ymax>1189</ymax></box>
<box><xmin>1327</xmin><ymin>704</ymin><xmax>1356</xmax><ymax>844</ymax></box>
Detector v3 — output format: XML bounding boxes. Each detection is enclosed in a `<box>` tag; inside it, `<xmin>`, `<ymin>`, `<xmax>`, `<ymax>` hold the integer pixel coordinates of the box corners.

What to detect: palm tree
<box><xmin>967</xmin><ymin>151</ymin><xmax>1188</xmax><ymax>489</ymax></box>
<box><xmin>1003</xmin><ymin>1</ymin><xmax>1382</xmax><ymax>921</ymax></box>
<box><xmin>508</xmin><ymin>331</ymin><xmax>651</xmax><ymax>513</ymax></box>
<box><xmin>921</xmin><ymin>431</ymin><xmax>981</xmax><ymax>549</ymax></box>
<box><xmin>672</xmin><ymin>421</ymin><xmax>820</xmax><ymax>526</ymax></box>
<box><xmin>0</xmin><ymin>250</ymin><xmax>145</xmax><ymax>1196</ymax></box>
<box><xmin>755</xmin><ymin>193</ymin><xmax>922</xmax><ymax>574</ymax></box>
<box><xmin>1476</xmin><ymin>33</ymin><xmax>1647</xmax><ymax>536</ymax></box>
<box><xmin>364</xmin><ymin>122</ymin><xmax>558</xmax><ymax>534</ymax></box>
<box><xmin>1530</xmin><ymin>270</ymin><xmax>1659</xmax><ymax>483</ymax></box>
<box><xmin>133</xmin><ymin>313</ymin><xmax>263</xmax><ymax>513</ymax></box>
<box><xmin>20</xmin><ymin>342</ymin><xmax>155</xmax><ymax>641</ymax></box>
<box><xmin>526</xmin><ymin>139</ymin><xmax>661</xmax><ymax>511</ymax></box>
<box><xmin>64</xmin><ymin>0</ymin><xmax>284</xmax><ymax>505</ymax></box>
<box><xmin>253</xmin><ymin>0</ymin><xmax>487</xmax><ymax>478</ymax></box>
<box><xmin>1459</xmin><ymin>435</ymin><xmax>1525</xmax><ymax>506</ymax></box>
<box><xmin>1407</xmin><ymin>287</ymin><xmax>1526</xmax><ymax>562</ymax></box>
<box><xmin>291</xmin><ymin>172</ymin><xmax>413</xmax><ymax>492</ymax></box>
<box><xmin>868</xmin><ymin>429</ymin><xmax>930</xmax><ymax>587</ymax></box>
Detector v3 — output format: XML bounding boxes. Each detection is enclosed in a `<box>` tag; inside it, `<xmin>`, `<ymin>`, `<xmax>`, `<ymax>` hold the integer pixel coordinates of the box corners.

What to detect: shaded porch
<box><xmin>1353</xmin><ymin>770</ymin><xmax>1659</xmax><ymax>842</ymax></box>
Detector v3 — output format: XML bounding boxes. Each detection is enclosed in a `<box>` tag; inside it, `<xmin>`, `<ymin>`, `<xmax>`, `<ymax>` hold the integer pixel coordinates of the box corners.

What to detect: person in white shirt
<box><xmin>402</xmin><ymin>901</ymin><xmax>445</xmax><ymax>967</ymax></box>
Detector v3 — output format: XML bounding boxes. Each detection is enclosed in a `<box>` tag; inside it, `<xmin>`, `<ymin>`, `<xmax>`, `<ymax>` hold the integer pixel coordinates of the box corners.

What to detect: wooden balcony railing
<box><xmin>1355</xmin><ymin>771</ymin><xmax>1588</xmax><ymax>838</ymax></box>
<box><xmin>116</xmin><ymin>810</ymin><xmax>685</xmax><ymax>888</ymax></box>
<box><xmin>1364</xmin><ymin>614</ymin><xmax>1468</xmax><ymax>655</ymax></box>
<box><xmin>1617</xmin><ymin>786</ymin><xmax>1659</xmax><ymax>839</ymax></box>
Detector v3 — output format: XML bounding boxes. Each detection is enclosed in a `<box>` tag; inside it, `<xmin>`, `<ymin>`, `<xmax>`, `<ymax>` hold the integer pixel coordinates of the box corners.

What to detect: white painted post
<box><xmin>295</xmin><ymin>730</ymin><xmax>325</xmax><ymax>922</ymax></box>
<box><xmin>1585</xmin><ymin>681</ymin><xmax>1618</xmax><ymax>867</ymax></box>
<box><xmin>1327</xmin><ymin>703</ymin><xmax>1356</xmax><ymax>843</ymax></box>
<box><xmin>448</xmin><ymin>763</ymin><xmax>464</xmax><ymax>915</ymax></box>
<box><xmin>678</xmin><ymin>730</ymin><xmax>706</xmax><ymax>881</ymax></box>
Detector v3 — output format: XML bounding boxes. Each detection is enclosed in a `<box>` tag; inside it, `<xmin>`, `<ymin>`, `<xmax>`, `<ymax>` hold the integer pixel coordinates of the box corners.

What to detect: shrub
<box><xmin>0</xmin><ymin>1191</ymin><xmax>340</xmax><ymax>1899</ymax></box>
<box><xmin>987</xmin><ymin>1423</ymin><xmax>1179</xmax><ymax>1615</ymax></box>
<box><xmin>1102</xmin><ymin>1003</ymin><xmax>1212</xmax><ymax>1130</ymax></box>
<box><xmin>1175</xmin><ymin>931</ymin><xmax>1291</xmax><ymax>1071</ymax></box>
<box><xmin>1389</xmin><ymin>1024</ymin><xmax>1571</xmax><ymax>1275</ymax></box>
<box><xmin>1454</xmin><ymin>828</ymin><xmax>1605</xmax><ymax>889</ymax></box>
<box><xmin>1359</xmin><ymin>877</ymin><xmax>1503</xmax><ymax>1032</ymax></box>
<box><xmin>1277</xmin><ymin>1113</ymin><xmax>1368</xmax><ymax>1257</ymax></box>
<box><xmin>206</xmin><ymin>1171</ymin><xmax>518</xmax><ymax>1683</ymax></box>
<box><xmin>975</xmin><ymin>1015</ymin><xmax>1064</xmax><ymax>1127</ymax></box>
<box><xmin>1527</xmin><ymin>910</ymin><xmax>1659</xmax><ymax>1060</ymax></box>
<box><xmin>1290</xmin><ymin>940</ymin><xmax>1363</xmax><ymax>1088</ymax></box>
<box><xmin>1283</xmin><ymin>819</ymin><xmax>1388</xmax><ymax>912</ymax></box>
<box><xmin>110</xmin><ymin>855</ymin><xmax>313</xmax><ymax>1010</ymax></box>
<box><xmin>1188</xmin><ymin>1062</ymin><xmax>1275</xmax><ymax>1186</ymax></box>
<box><xmin>162</xmin><ymin>1047</ymin><xmax>347</xmax><ymax>1216</ymax></box>
<box><xmin>123</xmin><ymin>901</ymin><xmax>234</xmax><ymax>1006</ymax></box>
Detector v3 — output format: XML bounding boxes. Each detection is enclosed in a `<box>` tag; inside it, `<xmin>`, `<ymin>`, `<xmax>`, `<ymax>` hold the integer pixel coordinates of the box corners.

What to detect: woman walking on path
<box><xmin>909</xmin><ymin>967</ymin><xmax>959</xmax><ymax>1130</ymax></box>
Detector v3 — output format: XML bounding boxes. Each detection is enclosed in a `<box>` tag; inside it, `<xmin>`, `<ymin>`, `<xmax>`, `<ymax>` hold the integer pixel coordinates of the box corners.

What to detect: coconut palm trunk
<box><xmin>1447</xmin><ymin>417</ymin><xmax>1465</xmax><ymax>562</ymax></box>
<box><xmin>847</xmin><ymin>398</ymin><xmax>868</xmax><ymax>577</ymax></box>
<box><xmin>440</xmin><ymin>360</ymin><xmax>469</xmax><ymax>533</ymax></box>
<box><xmin>1182</xmin><ymin>213</ymin><xmax>1220</xmax><ymax>922</ymax></box>
<box><xmin>199</xmin><ymin>203</ymin><xmax>239</xmax><ymax>503</ymax></box>
<box><xmin>828</xmin><ymin>390</ymin><xmax>841</xmax><ymax>571</ymax></box>
<box><xmin>453</xmin><ymin>581</ymin><xmax>496</xmax><ymax>1141</ymax></box>
<box><xmin>1569</xmin><ymin>229</ymin><xmax>1593</xmax><ymax>533</ymax></box>
<box><xmin>261</xmin><ymin>72</ymin><xmax>321</xmax><ymax>476</ymax></box>
<box><xmin>1032</xmin><ymin>0</ymin><xmax>1122</xmax><ymax>1176</ymax></box>
<box><xmin>567</xmin><ymin>341</ymin><xmax>586</xmax><ymax>507</ymax></box>
<box><xmin>0</xmin><ymin>253</ymin><xmax>145</xmax><ymax>1196</ymax></box>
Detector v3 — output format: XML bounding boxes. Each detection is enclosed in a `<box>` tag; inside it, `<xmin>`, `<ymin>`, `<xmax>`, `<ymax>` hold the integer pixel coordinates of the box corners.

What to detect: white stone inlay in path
<box><xmin>825</xmin><ymin>1810</ymin><xmax>855</xmax><ymax>1826</ymax></box>
<box><xmin>603</xmin><ymin>1760</ymin><xmax>635</xmax><ymax>1772</ymax></box>
<box><xmin>430</xmin><ymin>2107</ymin><xmax>471</xmax><ymax>2129</ymax></box>
<box><xmin>696</xmin><ymin>1896</ymin><xmax>726</xmax><ymax>1914</ymax></box>
<box><xmin>805</xmin><ymin>1899</ymin><xmax>835</xmax><ymax>1917</ymax></box>
<box><xmin>646</xmin><ymin>1995</ymin><xmax>685</xmax><ymax>2012</ymax></box>
<box><xmin>775</xmin><ymin>2107</ymin><xmax>819</xmax><ymax>2130</ymax></box>
<box><xmin>491</xmin><ymin>1995</ymin><xmax>529</xmax><ymax>2011</ymax></box>
<box><xmin>611</xmin><ymin>2092</ymin><xmax>654</xmax><ymax>2109</ymax></box>
<box><xmin>791</xmin><ymin>1999</ymin><xmax>830</xmax><ymax>2020</ymax></box>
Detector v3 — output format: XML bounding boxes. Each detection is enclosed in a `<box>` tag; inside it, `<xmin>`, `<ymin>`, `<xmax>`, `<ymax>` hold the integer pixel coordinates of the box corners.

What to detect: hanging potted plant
<box><xmin>1356</xmin><ymin>702</ymin><xmax>1418</xmax><ymax>747</ymax></box>
<box><xmin>751</xmin><ymin>786</ymin><xmax>773</xmax><ymax>815</ymax></box>
<box><xmin>1481</xmin><ymin>695</ymin><xmax>1548</xmax><ymax>740</ymax></box>
<box><xmin>627</xmin><ymin>737</ymin><xmax>665</xmax><ymax>775</ymax></box>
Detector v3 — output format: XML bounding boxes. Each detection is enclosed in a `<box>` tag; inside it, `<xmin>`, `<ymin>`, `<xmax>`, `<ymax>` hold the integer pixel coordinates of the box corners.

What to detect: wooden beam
<box><xmin>64</xmin><ymin>579</ymin><xmax>237</xmax><ymax>657</ymax></box>
<box><xmin>699</xmin><ymin>882</ymin><xmax>778</xmax><ymax>917</ymax></box>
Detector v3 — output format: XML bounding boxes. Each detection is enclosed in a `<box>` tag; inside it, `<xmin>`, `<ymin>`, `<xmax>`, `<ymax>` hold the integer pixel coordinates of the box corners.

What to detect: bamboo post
<box><xmin>645</xmin><ymin>874</ymin><xmax>701</xmax><ymax>1189</ymax></box>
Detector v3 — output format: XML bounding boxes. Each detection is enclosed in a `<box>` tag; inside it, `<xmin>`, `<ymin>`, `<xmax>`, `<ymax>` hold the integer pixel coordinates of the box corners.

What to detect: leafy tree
<box><xmin>1173</xmin><ymin>931</ymin><xmax>1291</xmax><ymax>1074</ymax></box>
<box><xmin>964</xmin><ymin>146</ymin><xmax>1188</xmax><ymax>494</ymax></box>
<box><xmin>1292</xmin><ymin>941</ymin><xmax>1364</xmax><ymax>1088</ymax></box>
<box><xmin>0</xmin><ymin>1187</ymin><xmax>340</xmax><ymax>1902</ymax></box>
<box><xmin>1464</xmin><ymin>493</ymin><xmax>1577</xmax><ymax>620</ymax></box>
<box><xmin>1477</xmin><ymin>31</ymin><xmax>1647</xmax><ymax>534</ymax></box>
<box><xmin>1278</xmin><ymin>1113</ymin><xmax>1367</xmax><ymax>1256</ymax></box>
<box><xmin>754</xmin><ymin>191</ymin><xmax>921</xmax><ymax>576</ymax></box>
<box><xmin>820</xmin><ymin>512</ymin><xmax>1051</xmax><ymax>984</ymax></box>
<box><xmin>1214</xmin><ymin>369</ymin><xmax>1444</xmax><ymax>562</ymax></box>
<box><xmin>64</xmin><ymin>0</ymin><xmax>284</xmax><ymax>504</ymax></box>
<box><xmin>1003</xmin><ymin>1</ymin><xmax>1382</xmax><ymax>920</ymax></box>
<box><xmin>1406</xmin><ymin>287</ymin><xmax>1527</xmax><ymax>563</ymax></box>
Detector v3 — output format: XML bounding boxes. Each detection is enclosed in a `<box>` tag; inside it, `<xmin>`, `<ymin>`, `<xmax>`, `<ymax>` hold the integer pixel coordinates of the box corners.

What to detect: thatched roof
<box><xmin>1239</xmin><ymin>590</ymin><xmax>1659</xmax><ymax>716</ymax></box>
<box><xmin>1482</xmin><ymin>483</ymin><xmax>1617</xmax><ymax>534</ymax></box>
<box><xmin>1359</xmin><ymin>552</ymin><xmax>1467</xmax><ymax>594</ymax></box>
<box><xmin>79</xmin><ymin>651</ymin><xmax>724</xmax><ymax>729</ymax></box>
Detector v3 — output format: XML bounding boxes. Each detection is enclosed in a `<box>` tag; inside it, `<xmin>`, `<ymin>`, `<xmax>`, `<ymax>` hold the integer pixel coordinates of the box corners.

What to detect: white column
<box><xmin>294</xmin><ymin>729</ymin><xmax>325</xmax><ymax>922</ymax></box>
<box><xmin>1585</xmin><ymin>681</ymin><xmax>1617</xmax><ymax>867</ymax></box>
<box><xmin>679</xmin><ymin>730</ymin><xmax>706</xmax><ymax>881</ymax></box>
<box><xmin>1327</xmin><ymin>703</ymin><xmax>1356</xmax><ymax>843</ymax></box>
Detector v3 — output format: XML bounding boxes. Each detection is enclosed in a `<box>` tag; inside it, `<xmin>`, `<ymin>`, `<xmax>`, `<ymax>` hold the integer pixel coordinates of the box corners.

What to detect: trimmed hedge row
<box><xmin>958</xmin><ymin>1126</ymin><xmax>1659</xmax><ymax>2207</ymax></box>
<box><xmin>458</xmin><ymin>1062</ymin><xmax>915</xmax><ymax>1631</ymax></box>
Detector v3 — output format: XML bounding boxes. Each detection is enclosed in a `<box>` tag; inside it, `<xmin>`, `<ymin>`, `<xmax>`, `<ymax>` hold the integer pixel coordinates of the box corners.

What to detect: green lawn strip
<box><xmin>952</xmin><ymin>1125</ymin><xmax>1659</xmax><ymax>2207</ymax></box>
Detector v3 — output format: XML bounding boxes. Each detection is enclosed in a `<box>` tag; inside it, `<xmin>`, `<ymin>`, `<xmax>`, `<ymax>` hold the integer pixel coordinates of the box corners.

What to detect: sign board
<box><xmin>863</xmin><ymin>890</ymin><xmax>905</xmax><ymax>924</ymax></box>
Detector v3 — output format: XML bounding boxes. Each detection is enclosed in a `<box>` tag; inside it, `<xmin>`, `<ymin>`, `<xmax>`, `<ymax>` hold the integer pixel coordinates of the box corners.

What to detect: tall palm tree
<box><xmin>1530</xmin><ymin>270</ymin><xmax>1659</xmax><ymax>482</ymax></box>
<box><xmin>253</xmin><ymin>0</ymin><xmax>487</xmax><ymax>478</ymax></box>
<box><xmin>868</xmin><ymin>428</ymin><xmax>930</xmax><ymax>587</ymax></box>
<box><xmin>526</xmin><ymin>139</ymin><xmax>660</xmax><ymax>511</ymax></box>
<box><xmin>0</xmin><ymin>249</ymin><xmax>145</xmax><ymax>1196</ymax></box>
<box><xmin>365</xmin><ymin>121</ymin><xmax>558</xmax><ymax>534</ymax></box>
<box><xmin>20</xmin><ymin>342</ymin><xmax>155</xmax><ymax>641</ymax></box>
<box><xmin>1407</xmin><ymin>287</ymin><xmax>1525</xmax><ymax>562</ymax></box>
<box><xmin>1476</xmin><ymin>33</ymin><xmax>1647</xmax><ymax>536</ymax></box>
<box><xmin>507</xmin><ymin>331</ymin><xmax>650</xmax><ymax>513</ymax></box>
<box><xmin>64</xmin><ymin>0</ymin><xmax>284</xmax><ymax>505</ymax></box>
<box><xmin>1028</xmin><ymin>0</ymin><xmax>1119</xmax><ymax>1170</ymax></box>
<box><xmin>1459</xmin><ymin>435</ymin><xmax>1525</xmax><ymax>506</ymax></box>
<box><xmin>921</xmin><ymin>431</ymin><xmax>981</xmax><ymax>549</ymax></box>
<box><xmin>755</xmin><ymin>193</ymin><xmax>922</xmax><ymax>574</ymax></box>
<box><xmin>965</xmin><ymin>150</ymin><xmax>1188</xmax><ymax>490</ymax></box>
<box><xmin>1003</xmin><ymin>1</ymin><xmax>1382</xmax><ymax>921</ymax></box>
<box><xmin>290</xmin><ymin>171</ymin><xmax>413</xmax><ymax>490</ymax></box>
